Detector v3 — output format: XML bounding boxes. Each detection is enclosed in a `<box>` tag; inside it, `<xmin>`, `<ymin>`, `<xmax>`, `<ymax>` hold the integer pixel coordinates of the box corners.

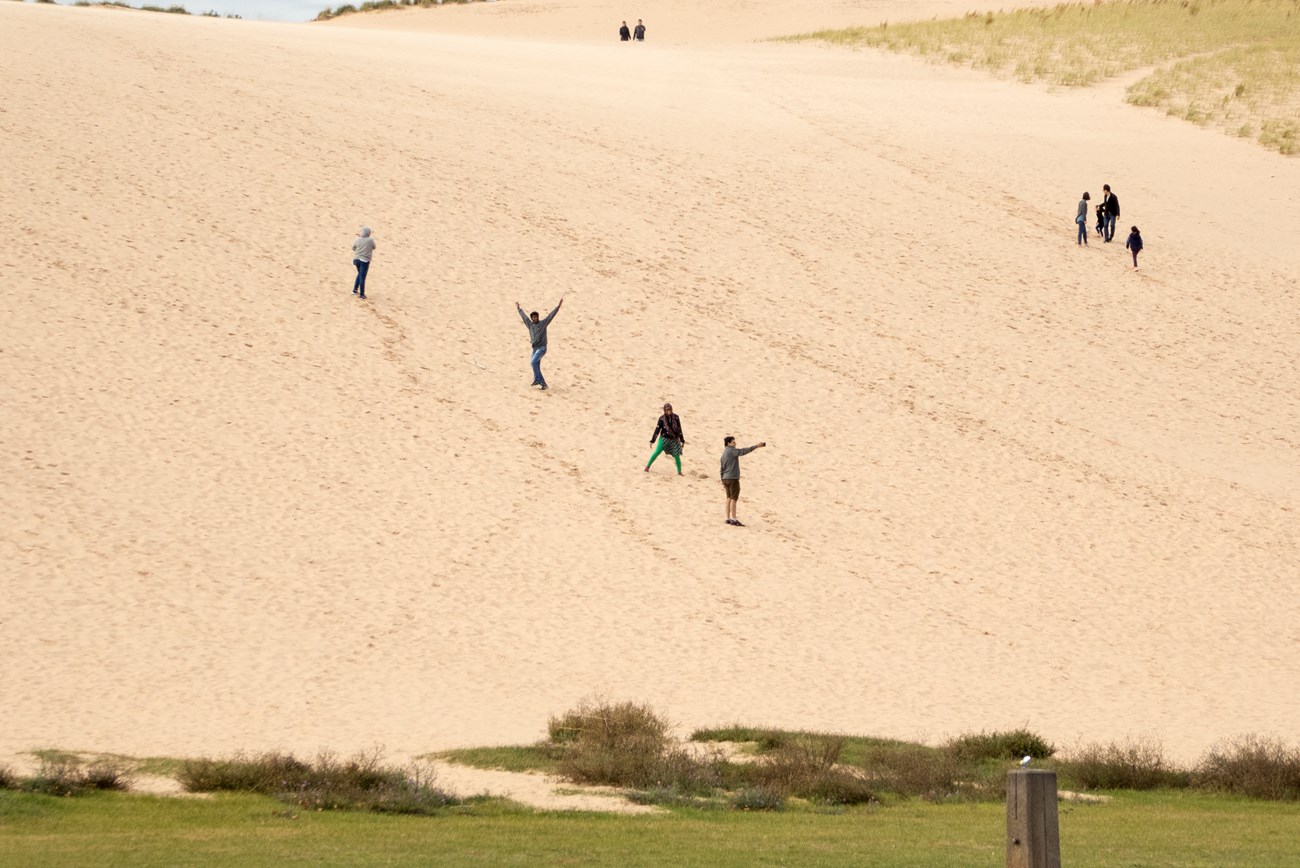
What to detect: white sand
<box><xmin>1</xmin><ymin>1</ymin><xmax>1297</xmax><ymax>770</ymax></box>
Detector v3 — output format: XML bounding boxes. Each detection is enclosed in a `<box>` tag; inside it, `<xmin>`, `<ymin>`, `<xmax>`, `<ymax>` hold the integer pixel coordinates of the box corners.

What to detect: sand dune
<box><xmin>319</xmin><ymin>0</ymin><xmax>1050</xmax><ymax>44</ymax></box>
<box><xmin>1</xmin><ymin>1</ymin><xmax>1297</xmax><ymax>769</ymax></box>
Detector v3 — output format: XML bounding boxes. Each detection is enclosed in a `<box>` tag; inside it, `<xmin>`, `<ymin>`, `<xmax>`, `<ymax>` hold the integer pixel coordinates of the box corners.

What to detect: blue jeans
<box><xmin>353</xmin><ymin>259</ymin><xmax>370</xmax><ymax>295</ymax></box>
<box><xmin>530</xmin><ymin>346</ymin><xmax>548</xmax><ymax>386</ymax></box>
<box><xmin>1077</xmin><ymin>220</ymin><xmax>1088</xmax><ymax>245</ymax></box>
<box><xmin>1104</xmin><ymin>213</ymin><xmax>1116</xmax><ymax>242</ymax></box>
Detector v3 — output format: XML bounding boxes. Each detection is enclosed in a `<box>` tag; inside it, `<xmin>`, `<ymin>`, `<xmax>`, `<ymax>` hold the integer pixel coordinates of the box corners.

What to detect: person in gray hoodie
<box><xmin>720</xmin><ymin>436</ymin><xmax>766</xmax><ymax>526</ymax></box>
<box><xmin>352</xmin><ymin>227</ymin><xmax>376</xmax><ymax>299</ymax></box>
<box><xmin>516</xmin><ymin>298</ymin><xmax>563</xmax><ymax>390</ymax></box>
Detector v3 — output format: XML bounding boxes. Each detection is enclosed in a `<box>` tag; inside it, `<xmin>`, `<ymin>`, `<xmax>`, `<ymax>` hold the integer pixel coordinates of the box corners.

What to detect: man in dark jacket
<box><xmin>633</xmin><ymin>19</ymin><xmax>645</xmax><ymax>41</ymax></box>
<box><xmin>1102</xmin><ymin>184</ymin><xmax>1121</xmax><ymax>242</ymax></box>
<box><xmin>619</xmin><ymin>21</ymin><xmax>631</xmax><ymax>41</ymax></box>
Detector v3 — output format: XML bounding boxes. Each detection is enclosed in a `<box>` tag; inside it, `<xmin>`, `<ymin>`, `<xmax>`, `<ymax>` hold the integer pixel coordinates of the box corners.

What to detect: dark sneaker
<box><xmin>732</xmin><ymin>519</ymin><xmax>745</xmax><ymax>527</ymax></box>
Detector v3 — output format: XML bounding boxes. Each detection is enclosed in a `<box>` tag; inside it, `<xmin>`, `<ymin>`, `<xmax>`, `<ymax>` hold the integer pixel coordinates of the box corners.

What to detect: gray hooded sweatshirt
<box><xmin>352</xmin><ymin>227</ymin><xmax>376</xmax><ymax>263</ymax></box>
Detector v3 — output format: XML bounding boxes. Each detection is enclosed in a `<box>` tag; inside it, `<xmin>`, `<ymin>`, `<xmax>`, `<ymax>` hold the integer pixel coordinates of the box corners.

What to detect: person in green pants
<box><xmin>645</xmin><ymin>403</ymin><xmax>686</xmax><ymax>475</ymax></box>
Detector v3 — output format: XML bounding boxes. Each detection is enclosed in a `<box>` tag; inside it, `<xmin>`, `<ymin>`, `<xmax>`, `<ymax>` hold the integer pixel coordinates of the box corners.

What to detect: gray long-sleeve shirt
<box><xmin>519</xmin><ymin>307</ymin><xmax>559</xmax><ymax>349</ymax></box>
<box><xmin>720</xmin><ymin>445</ymin><xmax>758</xmax><ymax>480</ymax></box>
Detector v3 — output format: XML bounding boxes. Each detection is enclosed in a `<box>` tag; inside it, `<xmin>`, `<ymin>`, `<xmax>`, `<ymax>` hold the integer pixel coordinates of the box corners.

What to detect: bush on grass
<box><xmin>19</xmin><ymin>756</ymin><xmax>132</xmax><ymax>796</ymax></box>
<box><xmin>865</xmin><ymin>743</ymin><xmax>980</xmax><ymax>802</ymax></box>
<box><xmin>1060</xmin><ymin>737</ymin><xmax>1189</xmax><ymax>791</ymax></box>
<box><xmin>730</xmin><ymin>786</ymin><xmax>786</xmax><ymax>811</ymax></box>
<box><xmin>947</xmin><ymin>729</ymin><xmax>1055</xmax><ymax>762</ymax></box>
<box><xmin>179</xmin><ymin>749</ymin><xmax>458</xmax><ymax>814</ymax></box>
<box><xmin>747</xmin><ymin>735</ymin><xmax>875</xmax><ymax>805</ymax></box>
<box><xmin>1196</xmin><ymin>735</ymin><xmax>1300</xmax><ymax>801</ymax></box>
<box><xmin>550</xmin><ymin>698</ymin><xmax>675</xmax><ymax>787</ymax></box>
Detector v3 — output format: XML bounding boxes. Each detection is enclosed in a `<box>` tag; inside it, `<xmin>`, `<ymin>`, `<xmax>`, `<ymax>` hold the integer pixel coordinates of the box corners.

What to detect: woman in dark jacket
<box><xmin>645</xmin><ymin>402</ymin><xmax>685</xmax><ymax>475</ymax></box>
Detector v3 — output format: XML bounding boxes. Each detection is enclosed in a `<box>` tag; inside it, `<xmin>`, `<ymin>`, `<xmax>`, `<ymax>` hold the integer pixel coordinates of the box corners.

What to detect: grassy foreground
<box><xmin>3</xmin><ymin>788</ymin><xmax>1300</xmax><ymax>866</ymax></box>
<box><xmin>782</xmin><ymin>0</ymin><xmax>1300</xmax><ymax>154</ymax></box>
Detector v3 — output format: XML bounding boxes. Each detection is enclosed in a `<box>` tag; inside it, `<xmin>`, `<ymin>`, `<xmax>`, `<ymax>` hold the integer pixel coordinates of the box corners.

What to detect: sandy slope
<box><xmin>319</xmin><ymin>0</ymin><xmax>1050</xmax><ymax>44</ymax></box>
<box><xmin>1</xmin><ymin>1</ymin><xmax>1297</xmax><ymax>769</ymax></box>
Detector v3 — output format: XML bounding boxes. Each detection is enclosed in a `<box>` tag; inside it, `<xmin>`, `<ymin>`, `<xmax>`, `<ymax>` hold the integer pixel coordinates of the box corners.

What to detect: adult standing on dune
<box><xmin>1075</xmin><ymin>192</ymin><xmax>1090</xmax><ymax>247</ymax></box>
<box><xmin>634</xmin><ymin>19</ymin><xmax>646</xmax><ymax>41</ymax></box>
<box><xmin>619</xmin><ymin>20</ymin><xmax>631</xmax><ymax>41</ymax></box>
<box><xmin>720</xmin><ymin>436</ymin><xmax>766</xmax><ymax>526</ymax></box>
<box><xmin>1102</xmin><ymin>184</ymin><xmax>1121</xmax><ymax>243</ymax></box>
<box><xmin>352</xmin><ymin>227</ymin><xmax>376</xmax><ymax>299</ymax></box>
<box><xmin>516</xmin><ymin>298</ymin><xmax>563</xmax><ymax>391</ymax></box>
<box><xmin>645</xmin><ymin>402</ymin><xmax>685</xmax><ymax>475</ymax></box>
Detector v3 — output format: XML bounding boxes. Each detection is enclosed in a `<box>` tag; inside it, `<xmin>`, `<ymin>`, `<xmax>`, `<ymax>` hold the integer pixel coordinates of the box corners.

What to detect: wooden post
<box><xmin>1006</xmin><ymin>769</ymin><xmax>1061</xmax><ymax>868</ymax></box>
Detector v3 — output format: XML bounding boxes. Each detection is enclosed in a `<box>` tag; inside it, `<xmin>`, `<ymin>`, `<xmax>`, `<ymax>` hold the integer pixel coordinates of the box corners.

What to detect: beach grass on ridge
<box><xmin>780</xmin><ymin>0</ymin><xmax>1300</xmax><ymax>154</ymax></box>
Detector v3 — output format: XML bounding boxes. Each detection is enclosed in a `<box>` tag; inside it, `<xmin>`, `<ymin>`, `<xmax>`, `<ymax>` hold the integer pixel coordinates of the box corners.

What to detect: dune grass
<box><xmin>314</xmin><ymin>0</ymin><xmax>478</xmax><ymax>21</ymax></box>
<box><xmin>432</xmin><ymin>744</ymin><xmax>562</xmax><ymax>774</ymax></box>
<box><xmin>3</xmin><ymin>788</ymin><xmax>1300</xmax><ymax>866</ymax></box>
<box><xmin>781</xmin><ymin>0</ymin><xmax>1300</xmax><ymax>154</ymax></box>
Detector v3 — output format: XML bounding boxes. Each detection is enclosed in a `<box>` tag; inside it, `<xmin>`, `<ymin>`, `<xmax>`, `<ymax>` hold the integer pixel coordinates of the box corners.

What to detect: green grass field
<box><xmin>781</xmin><ymin>0</ymin><xmax>1300</xmax><ymax>154</ymax></box>
<box><xmin>3</xmin><ymin>788</ymin><xmax>1299</xmax><ymax>866</ymax></box>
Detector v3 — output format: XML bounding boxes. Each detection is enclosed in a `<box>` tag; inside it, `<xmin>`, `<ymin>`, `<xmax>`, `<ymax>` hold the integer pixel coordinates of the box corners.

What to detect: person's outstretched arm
<box><xmin>541</xmin><ymin>297</ymin><xmax>564</xmax><ymax>325</ymax></box>
<box><xmin>738</xmin><ymin>442</ymin><xmax>766</xmax><ymax>457</ymax></box>
<box><xmin>516</xmin><ymin>302</ymin><xmax>531</xmax><ymax>325</ymax></box>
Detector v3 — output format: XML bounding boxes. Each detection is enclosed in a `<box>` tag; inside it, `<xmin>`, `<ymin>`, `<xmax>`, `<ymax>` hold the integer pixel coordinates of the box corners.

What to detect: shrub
<box><xmin>0</xmin><ymin>766</ymin><xmax>16</xmax><ymax>790</ymax></box>
<box><xmin>550</xmin><ymin>698</ymin><xmax>674</xmax><ymax>787</ymax></box>
<box><xmin>179</xmin><ymin>750</ymin><xmax>457</xmax><ymax>814</ymax></box>
<box><xmin>747</xmin><ymin>735</ymin><xmax>875</xmax><ymax>805</ymax></box>
<box><xmin>20</xmin><ymin>756</ymin><xmax>132</xmax><ymax>796</ymax></box>
<box><xmin>947</xmin><ymin>729</ymin><xmax>1055</xmax><ymax>761</ymax></box>
<box><xmin>730</xmin><ymin>787</ymin><xmax>785</xmax><ymax>811</ymax></box>
<box><xmin>866</xmin><ymin>743</ymin><xmax>976</xmax><ymax>801</ymax></box>
<box><xmin>1060</xmin><ymin>737</ymin><xmax>1189</xmax><ymax>790</ymax></box>
<box><xmin>1196</xmin><ymin>735</ymin><xmax>1300</xmax><ymax>801</ymax></box>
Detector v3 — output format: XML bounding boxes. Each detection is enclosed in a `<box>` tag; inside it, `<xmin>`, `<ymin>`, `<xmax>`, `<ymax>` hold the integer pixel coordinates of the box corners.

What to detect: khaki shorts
<box><xmin>723</xmin><ymin>478</ymin><xmax>740</xmax><ymax>500</ymax></box>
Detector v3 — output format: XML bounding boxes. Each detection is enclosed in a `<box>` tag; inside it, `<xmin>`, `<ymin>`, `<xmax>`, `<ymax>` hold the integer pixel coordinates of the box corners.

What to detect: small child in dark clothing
<box><xmin>1125</xmin><ymin>226</ymin><xmax>1143</xmax><ymax>269</ymax></box>
<box><xmin>1095</xmin><ymin>204</ymin><xmax>1106</xmax><ymax>237</ymax></box>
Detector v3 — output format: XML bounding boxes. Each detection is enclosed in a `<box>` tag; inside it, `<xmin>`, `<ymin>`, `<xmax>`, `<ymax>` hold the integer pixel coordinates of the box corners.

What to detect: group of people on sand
<box><xmin>1075</xmin><ymin>184</ymin><xmax>1143</xmax><ymax>269</ymax></box>
<box><xmin>644</xmin><ymin>402</ymin><xmax>768</xmax><ymax>527</ymax></box>
<box><xmin>618</xmin><ymin>19</ymin><xmax>646</xmax><ymax>41</ymax></box>
<box><xmin>347</xmin><ymin>232</ymin><xmax>766</xmax><ymax>527</ymax></box>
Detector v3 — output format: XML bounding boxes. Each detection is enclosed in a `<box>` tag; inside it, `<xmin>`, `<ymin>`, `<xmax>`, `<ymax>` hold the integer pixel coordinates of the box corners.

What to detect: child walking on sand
<box><xmin>1125</xmin><ymin>226</ymin><xmax>1143</xmax><ymax>270</ymax></box>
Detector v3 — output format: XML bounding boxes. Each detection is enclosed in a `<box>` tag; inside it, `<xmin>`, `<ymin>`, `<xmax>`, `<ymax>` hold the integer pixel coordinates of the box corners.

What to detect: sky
<box><xmin>176</xmin><ymin>0</ymin><xmax>325</xmax><ymax>20</ymax></box>
<box><xmin>24</xmin><ymin>0</ymin><xmax>331</xmax><ymax>21</ymax></box>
